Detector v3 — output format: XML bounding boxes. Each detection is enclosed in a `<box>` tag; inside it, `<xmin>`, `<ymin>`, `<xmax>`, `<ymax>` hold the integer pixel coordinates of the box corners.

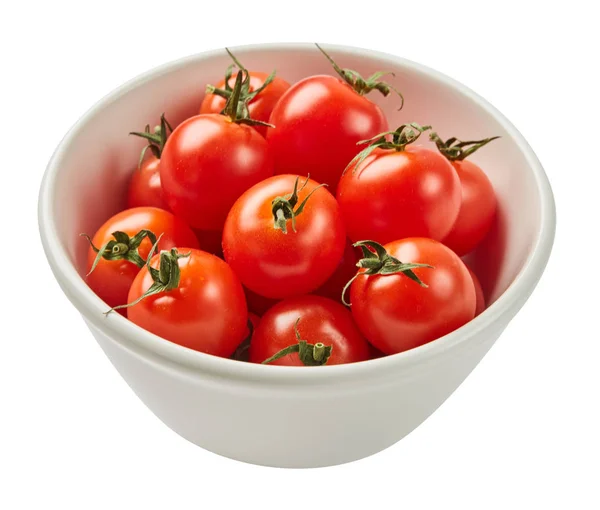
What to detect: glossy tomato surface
<box><xmin>468</xmin><ymin>266</ymin><xmax>486</xmax><ymax>316</ymax></box>
<box><xmin>127</xmin><ymin>249</ymin><xmax>247</xmax><ymax>357</ymax></box>
<box><xmin>442</xmin><ymin>159</ymin><xmax>497</xmax><ymax>255</ymax></box>
<box><xmin>249</xmin><ymin>295</ymin><xmax>370</xmax><ymax>366</ymax></box>
<box><xmin>266</xmin><ymin>75</ymin><xmax>388</xmax><ymax>192</ymax></box>
<box><xmin>160</xmin><ymin>114</ymin><xmax>274</xmax><ymax>231</ymax></box>
<box><xmin>85</xmin><ymin>207</ymin><xmax>199</xmax><ymax>311</ymax></box>
<box><xmin>126</xmin><ymin>154</ymin><xmax>169</xmax><ymax>210</ymax></box>
<box><xmin>223</xmin><ymin>175</ymin><xmax>346</xmax><ymax>299</ymax></box>
<box><xmin>200</xmin><ymin>72</ymin><xmax>290</xmax><ymax>137</ymax></box>
<box><xmin>337</xmin><ymin>146</ymin><xmax>461</xmax><ymax>244</ymax></box>
<box><xmin>350</xmin><ymin>238</ymin><xmax>476</xmax><ymax>354</ymax></box>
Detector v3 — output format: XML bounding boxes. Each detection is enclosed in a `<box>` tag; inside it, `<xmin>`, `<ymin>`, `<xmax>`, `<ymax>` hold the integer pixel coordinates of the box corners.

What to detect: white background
<box><xmin>2</xmin><ymin>1</ymin><xmax>599</xmax><ymax>508</ymax></box>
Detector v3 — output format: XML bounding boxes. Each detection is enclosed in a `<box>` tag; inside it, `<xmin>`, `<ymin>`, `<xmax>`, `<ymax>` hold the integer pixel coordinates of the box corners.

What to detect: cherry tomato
<box><xmin>84</xmin><ymin>207</ymin><xmax>199</xmax><ymax>312</ymax></box>
<box><xmin>127</xmin><ymin>154</ymin><xmax>168</xmax><ymax>210</ymax></box>
<box><xmin>223</xmin><ymin>175</ymin><xmax>346</xmax><ymax>299</ymax></box>
<box><xmin>430</xmin><ymin>133</ymin><xmax>499</xmax><ymax>255</ymax></box>
<box><xmin>468</xmin><ymin>267</ymin><xmax>486</xmax><ymax>316</ymax></box>
<box><xmin>349</xmin><ymin>238</ymin><xmax>476</xmax><ymax>355</ymax></box>
<box><xmin>127</xmin><ymin>249</ymin><xmax>247</xmax><ymax>357</ymax></box>
<box><xmin>160</xmin><ymin>113</ymin><xmax>273</xmax><ymax>231</ymax></box>
<box><xmin>337</xmin><ymin>125</ymin><xmax>461</xmax><ymax>244</ymax></box>
<box><xmin>244</xmin><ymin>286</ymin><xmax>279</xmax><ymax>316</ymax></box>
<box><xmin>266</xmin><ymin>75</ymin><xmax>388</xmax><ymax>192</ymax></box>
<box><xmin>127</xmin><ymin>115</ymin><xmax>172</xmax><ymax>210</ymax></box>
<box><xmin>201</xmin><ymin>71</ymin><xmax>290</xmax><ymax>137</ymax></box>
<box><xmin>249</xmin><ymin>295</ymin><xmax>370</xmax><ymax>366</ymax></box>
<box><xmin>442</xmin><ymin>160</ymin><xmax>496</xmax><ymax>255</ymax></box>
<box><xmin>314</xmin><ymin>239</ymin><xmax>359</xmax><ymax>303</ymax></box>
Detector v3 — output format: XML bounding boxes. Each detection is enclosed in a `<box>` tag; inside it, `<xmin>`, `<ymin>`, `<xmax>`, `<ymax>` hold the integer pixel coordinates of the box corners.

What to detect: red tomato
<box><xmin>266</xmin><ymin>75</ymin><xmax>388</xmax><ymax>192</ymax></box>
<box><xmin>160</xmin><ymin>113</ymin><xmax>274</xmax><ymax>231</ymax></box>
<box><xmin>249</xmin><ymin>296</ymin><xmax>370</xmax><ymax>366</ymax></box>
<box><xmin>127</xmin><ymin>248</ymin><xmax>247</xmax><ymax>357</ymax></box>
<box><xmin>83</xmin><ymin>207</ymin><xmax>199</xmax><ymax>312</ymax></box>
<box><xmin>314</xmin><ymin>239</ymin><xmax>359</xmax><ymax>303</ymax></box>
<box><xmin>127</xmin><ymin>154</ymin><xmax>168</xmax><ymax>210</ymax></box>
<box><xmin>468</xmin><ymin>267</ymin><xmax>486</xmax><ymax>316</ymax></box>
<box><xmin>431</xmin><ymin>133</ymin><xmax>498</xmax><ymax>255</ymax></box>
<box><xmin>201</xmin><ymin>71</ymin><xmax>290</xmax><ymax>137</ymax></box>
<box><xmin>127</xmin><ymin>116</ymin><xmax>172</xmax><ymax>210</ymax></box>
<box><xmin>223</xmin><ymin>175</ymin><xmax>346</xmax><ymax>299</ymax></box>
<box><xmin>337</xmin><ymin>125</ymin><xmax>461</xmax><ymax>244</ymax></box>
<box><xmin>349</xmin><ymin>238</ymin><xmax>476</xmax><ymax>355</ymax></box>
<box><xmin>244</xmin><ymin>286</ymin><xmax>280</xmax><ymax>316</ymax></box>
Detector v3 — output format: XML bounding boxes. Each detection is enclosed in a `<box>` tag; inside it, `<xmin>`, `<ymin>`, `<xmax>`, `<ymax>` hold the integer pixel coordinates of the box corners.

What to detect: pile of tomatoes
<box><xmin>83</xmin><ymin>45</ymin><xmax>498</xmax><ymax>366</ymax></box>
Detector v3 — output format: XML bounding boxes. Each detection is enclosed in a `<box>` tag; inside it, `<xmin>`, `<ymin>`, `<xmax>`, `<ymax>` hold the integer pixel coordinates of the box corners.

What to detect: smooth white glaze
<box><xmin>39</xmin><ymin>44</ymin><xmax>555</xmax><ymax>468</ymax></box>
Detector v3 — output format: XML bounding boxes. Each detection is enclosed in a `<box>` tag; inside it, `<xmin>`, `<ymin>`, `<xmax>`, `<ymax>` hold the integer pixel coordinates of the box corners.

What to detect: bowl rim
<box><xmin>38</xmin><ymin>42</ymin><xmax>556</xmax><ymax>384</ymax></box>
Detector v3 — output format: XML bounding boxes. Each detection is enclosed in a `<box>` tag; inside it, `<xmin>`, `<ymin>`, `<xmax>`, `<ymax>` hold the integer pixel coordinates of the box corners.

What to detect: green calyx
<box><xmin>315</xmin><ymin>43</ymin><xmax>404</xmax><ymax>108</ymax></box>
<box><xmin>341</xmin><ymin>240</ymin><xmax>434</xmax><ymax>306</ymax></box>
<box><xmin>211</xmin><ymin>49</ymin><xmax>275</xmax><ymax>128</ymax></box>
<box><xmin>81</xmin><ymin>229</ymin><xmax>158</xmax><ymax>275</ymax></box>
<box><xmin>271</xmin><ymin>176</ymin><xmax>327</xmax><ymax>234</ymax></box>
<box><xmin>262</xmin><ymin>318</ymin><xmax>333</xmax><ymax>366</ymax></box>
<box><xmin>345</xmin><ymin>122</ymin><xmax>432</xmax><ymax>173</ymax></box>
<box><xmin>207</xmin><ymin>48</ymin><xmax>276</xmax><ymax>103</ymax></box>
<box><xmin>429</xmin><ymin>132</ymin><xmax>500</xmax><ymax>161</ymax></box>
<box><xmin>129</xmin><ymin>113</ymin><xmax>173</xmax><ymax>169</ymax></box>
<box><xmin>107</xmin><ymin>238</ymin><xmax>190</xmax><ymax>315</ymax></box>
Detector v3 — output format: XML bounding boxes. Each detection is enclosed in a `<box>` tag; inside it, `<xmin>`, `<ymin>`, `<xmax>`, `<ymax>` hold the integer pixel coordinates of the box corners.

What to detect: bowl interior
<box><xmin>46</xmin><ymin>44</ymin><xmax>542</xmax><ymax>308</ymax></box>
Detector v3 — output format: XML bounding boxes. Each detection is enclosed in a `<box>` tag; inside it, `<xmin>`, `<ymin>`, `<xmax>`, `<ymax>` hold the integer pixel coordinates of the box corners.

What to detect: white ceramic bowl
<box><xmin>39</xmin><ymin>43</ymin><xmax>555</xmax><ymax>468</ymax></box>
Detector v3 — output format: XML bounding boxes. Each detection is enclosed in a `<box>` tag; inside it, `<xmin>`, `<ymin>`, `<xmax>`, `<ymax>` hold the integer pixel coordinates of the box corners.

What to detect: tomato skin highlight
<box><xmin>468</xmin><ymin>267</ymin><xmax>486</xmax><ymax>316</ymax></box>
<box><xmin>127</xmin><ymin>249</ymin><xmax>247</xmax><ymax>357</ymax></box>
<box><xmin>266</xmin><ymin>75</ymin><xmax>388</xmax><ymax>192</ymax></box>
<box><xmin>337</xmin><ymin>146</ymin><xmax>461</xmax><ymax>244</ymax></box>
<box><xmin>314</xmin><ymin>239</ymin><xmax>359</xmax><ymax>304</ymax></box>
<box><xmin>350</xmin><ymin>238</ymin><xmax>476</xmax><ymax>355</ymax></box>
<box><xmin>223</xmin><ymin>174</ymin><xmax>346</xmax><ymax>299</ymax></box>
<box><xmin>200</xmin><ymin>72</ymin><xmax>290</xmax><ymax>137</ymax></box>
<box><xmin>442</xmin><ymin>159</ymin><xmax>497</xmax><ymax>256</ymax></box>
<box><xmin>85</xmin><ymin>207</ymin><xmax>199</xmax><ymax>312</ymax></box>
<box><xmin>160</xmin><ymin>114</ymin><xmax>274</xmax><ymax>231</ymax></box>
<box><xmin>249</xmin><ymin>295</ymin><xmax>371</xmax><ymax>366</ymax></box>
<box><xmin>127</xmin><ymin>155</ymin><xmax>169</xmax><ymax>210</ymax></box>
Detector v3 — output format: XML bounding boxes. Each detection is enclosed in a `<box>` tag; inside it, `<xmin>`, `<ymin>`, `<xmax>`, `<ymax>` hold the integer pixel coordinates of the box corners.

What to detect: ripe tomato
<box><xmin>314</xmin><ymin>239</ymin><xmax>359</xmax><ymax>303</ymax></box>
<box><xmin>223</xmin><ymin>175</ymin><xmax>346</xmax><ymax>299</ymax></box>
<box><xmin>468</xmin><ymin>267</ymin><xmax>486</xmax><ymax>316</ymax></box>
<box><xmin>160</xmin><ymin>72</ymin><xmax>274</xmax><ymax>231</ymax></box>
<box><xmin>127</xmin><ymin>115</ymin><xmax>172</xmax><ymax>210</ymax></box>
<box><xmin>337</xmin><ymin>124</ymin><xmax>461</xmax><ymax>244</ymax></box>
<box><xmin>430</xmin><ymin>133</ymin><xmax>499</xmax><ymax>255</ymax></box>
<box><xmin>249</xmin><ymin>295</ymin><xmax>370</xmax><ymax>366</ymax></box>
<box><xmin>126</xmin><ymin>248</ymin><xmax>247</xmax><ymax>357</ymax></box>
<box><xmin>201</xmin><ymin>50</ymin><xmax>290</xmax><ymax>137</ymax></box>
<box><xmin>83</xmin><ymin>207</ymin><xmax>199</xmax><ymax>312</ymax></box>
<box><xmin>193</xmin><ymin>229</ymin><xmax>223</xmax><ymax>258</ymax></box>
<box><xmin>348</xmin><ymin>238</ymin><xmax>476</xmax><ymax>355</ymax></box>
<box><xmin>266</xmin><ymin>45</ymin><xmax>401</xmax><ymax>192</ymax></box>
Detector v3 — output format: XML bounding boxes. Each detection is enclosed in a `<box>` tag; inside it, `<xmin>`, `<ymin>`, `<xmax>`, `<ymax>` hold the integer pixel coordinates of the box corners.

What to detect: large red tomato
<box><xmin>249</xmin><ymin>295</ymin><xmax>370</xmax><ymax>366</ymax></box>
<box><xmin>160</xmin><ymin>72</ymin><xmax>274</xmax><ymax>231</ymax></box>
<box><xmin>82</xmin><ymin>207</ymin><xmax>199</xmax><ymax>312</ymax></box>
<box><xmin>200</xmin><ymin>50</ymin><xmax>290</xmax><ymax>138</ymax></box>
<box><xmin>223</xmin><ymin>174</ymin><xmax>346</xmax><ymax>299</ymax></box>
<box><xmin>430</xmin><ymin>133</ymin><xmax>499</xmax><ymax>255</ymax></box>
<box><xmin>125</xmin><ymin>248</ymin><xmax>247</xmax><ymax>357</ymax></box>
<box><xmin>266</xmin><ymin>45</ymin><xmax>402</xmax><ymax>192</ymax></box>
<box><xmin>348</xmin><ymin>238</ymin><xmax>476</xmax><ymax>355</ymax></box>
<box><xmin>127</xmin><ymin>115</ymin><xmax>172</xmax><ymax>210</ymax></box>
<box><xmin>337</xmin><ymin>124</ymin><xmax>461</xmax><ymax>244</ymax></box>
